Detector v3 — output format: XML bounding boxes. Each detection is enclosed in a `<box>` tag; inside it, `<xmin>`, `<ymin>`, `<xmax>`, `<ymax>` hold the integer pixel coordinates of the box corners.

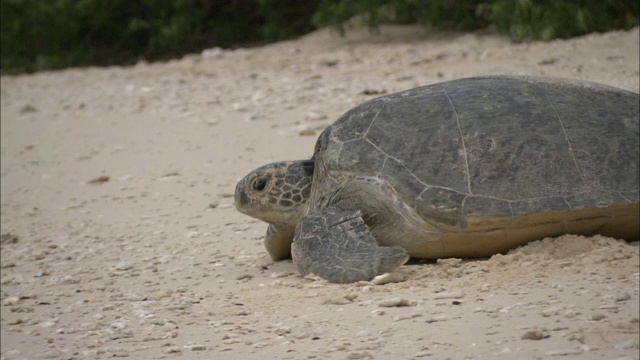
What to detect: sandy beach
<box><xmin>1</xmin><ymin>25</ymin><xmax>639</xmax><ymax>359</ymax></box>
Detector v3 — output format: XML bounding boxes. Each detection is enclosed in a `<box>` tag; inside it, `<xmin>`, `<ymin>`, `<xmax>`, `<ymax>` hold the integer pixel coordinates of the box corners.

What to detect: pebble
<box><xmin>379</xmin><ymin>298</ymin><xmax>417</xmax><ymax>307</ymax></box>
<box><xmin>323</xmin><ymin>293</ymin><xmax>358</xmax><ymax>305</ymax></box>
<box><xmin>3</xmin><ymin>296</ymin><xmax>20</xmax><ymax>305</ymax></box>
<box><xmin>437</xmin><ymin>258</ymin><xmax>462</xmax><ymax>267</ymax></box>
<box><xmin>425</xmin><ymin>315</ymin><xmax>449</xmax><ymax>323</ymax></box>
<box><xmin>433</xmin><ymin>292</ymin><xmax>465</xmax><ymax>300</ymax></box>
<box><xmin>614</xmin><ymin>292</ymin><xmax>631</xmax><ymax>302</ymax></box>
<box><xmin>297</xmin><ymin>126</ymin><xmax>316</xmax><ymax>136</ymax></box>
<box><xmin>114</xmin><ymin>261</ymin><xmax>134</xmax><ymax>271</ymax></box>
<box><xmin>40</xmin><ymin>320</ymin><xmax>57</xmax><ymax>328</ymax></box>
<box><xmin>9</xmin><ymin>318</ymin><xmax>24</xmax><ymax>325</ymax></box>
<box><xmin>165</xmin><ymin>346</ymin><xmax>181</xmax><ymax>353</ymax></box>
<box><xmin>541</xmin><ymin>307</ymin><xmax>560</xmax><ymax>317</ymax></box>
<box><xmin>112</xmin><ymin>350</ymin><xmax>130</xmax><ymax>357</ymax></box>
<box><xmin>305</xmin><ymin>110</ymin><xmax>327</xmax><ymax>121</ymax></box>
<box><xmin>270</xmin><ymin>271</ymin><xmax>293</xmax><ymax>278</ymax></box>
<box><xmin>591</xmin><ymin>313</ymin><xmax>606</xmax><ymax>321</ymax></box>
<box><xmin>521</xmin><ymin>330</ymin><xmax>547</xmax><ymax>340</ymax></box>
<box><xmin>393</xmin><ymin>313</ymin><xmax>422</xmax><ymax>322</ymax></box>
<box><xmin>371</xmin><ymin>272</ymin><xmax>406</xmax><ymax>285</ymax></box>
<box><xmin>345</xmin><ymin>293</ymin><xmax>358</xmax><ymax>301</ymax></box>
<box><xmin>188</xmin><ymin>345</ymin><xmax>207</xmax><ymax>351</ymax></box>
<box><xmin>415</xmin><ymin>350</ymin><xmax>433</xmax><ymax>357</ymax></box>
<box><xmin>544</xmin><ymin>349</ymin><xmax>582</xmax><ymax>356</ymax></box>
<box><xmin>274</xmin><ymin>324</ymin><xmax>292</xmax><ymax>335</ymax></box>
<box><xmin>110</xmin><ymin>320</ymin><xmax>128</xmax><ymax>330</ymax></box>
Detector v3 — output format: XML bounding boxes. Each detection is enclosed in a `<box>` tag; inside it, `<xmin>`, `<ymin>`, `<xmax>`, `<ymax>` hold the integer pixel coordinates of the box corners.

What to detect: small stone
<box><xmin>87</xmin><ymin>175</ymin><xmax>110</xmax><ymax>184</ymax></box>
<box><xmin>114</xmin><ymin>261</ymin><xmax>134</xmax><ymax>271</ymax></box>
<box><xmin>591</xmin><ymin>313</ymin><xmax>606</xmax><ymax>321</ymax></box>
<box><xmin>40</xmin><ymin>321</ymin><xmax>57</xmax><ymax>328</ymax></box>
<box><xmin>323</xmin><ymin>296</ymin><xmax>352</xmax><ymax>305</ymax></box>
<box><xmin>614</xmin><ymin>292</ymin><xmax>631</xmax><ymax>302</ymax></box>
<box><xmin>297</xmin><ymin>125</ymin><xmax>316</xmax><ymax>136</ymax></box>
<box><xmin>393</xmin><ymin>313</ymin><xmax>422</xmax><ymax>322</ymax></box>
<box><xmin>437</xmin><ymin>258</ymin><xmax>462</xmax><ymax>267</ymax></box>
<box><xmin>1</xmin><ymin>233</ymin><xmax>19</xmax><ymax>244</ymax></box>
<box><xmin>521</xmin><ymin>330</ymin><xmax>547</xmax><ymax>340</ymax></box>
<box><xmin>344</xmin><ymin>293</ymin><xmax>358</xmax><ymax>301</ymax></box>
<box><xmin>271</xmin><ymin>271</ymin><xmax>293</xmax><ymax>278</ymax></box>
<box><xmin>275</xmin><ymin>324</ymin><xmax>292</xmax><ymax>335</ymax></box>
<box><xmin>425</xmin><ymin>315</ymin><xmax>449</xmax><ymax>323</ymax></box>
<box><xmin>165</xmin><ymin>346</ymin><xmax>181</xmax><ymax>353</ymax></box>
<box><xmin>189</xmin><ymin>345</ymin><xmax>207</xmax><ymax>351</ymax></box>
<box><xmin>544</xmin><ymin>349</ymin><xmax>582</xmax><ymax>356</ymax></box>
<box><xmin>322</xmin><ymin>292</ymin><xmax>358</xmax><ymax>305</ymax></box>
<box><xmin>110</xmin><ymin>320</ymin><xmax>128</xmax><ymax>330</ymax></box>
<box><xmin>20</xmin><ymin>104</ymin><xmax>37</xmax><ymax>113</ymax></box>
<box><xmin>433</xmin><ymin>292</ymin><xmax>465</xmax><ymax>300</ymax></box>
<box><xmin>541</xmin><ymin>307</ymin><xmax>560</xmax><ymax>317</ymax></box>
<box><xmin>371</xmin><ymin>272</ymin><xmax>406</xmax><ymax>285</ymax></box>
<box><xmin>538</xmin><ymin>58</ymin><xmax>558</xmax><ymax>66</ymax></box>
<box><xmin>360</xmin><ymin>88</ymin><xmax>386</xmax><ymax>95</ymax></box>
<box><xmin>305</xmin><ymin>111</ymin><xmax>327</xmax><ymax>121</ymax></box>
<box><xmin>379</xmin><ymin>298</ymin><xmax>416</xmax><ymax>307</ymax></box>
<box><xmin>9</xmin><ymin>318</ymin><xmax>23</xmax><ymax>325</ymax></box>
<box><xmin>112</xmin><ymin>350</ymin><xmax>129</xmax><ymax>357</ymax></box>
<box><xmin>3</xmin><ymin>296</ymin><xmax>20</xmax><ymax>306</ymax></box>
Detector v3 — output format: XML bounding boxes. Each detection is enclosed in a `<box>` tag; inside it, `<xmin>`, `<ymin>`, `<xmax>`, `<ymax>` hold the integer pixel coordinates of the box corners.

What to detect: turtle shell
<box><xmin>315</xmin><ymin>76</ymin><xmax>639</xmax><ymax>233</ymax></box>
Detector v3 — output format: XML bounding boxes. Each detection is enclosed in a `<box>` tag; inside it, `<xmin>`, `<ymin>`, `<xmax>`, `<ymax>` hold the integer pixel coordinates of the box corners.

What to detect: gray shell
<box><xmin>316</xmin><ymin>76</ymin><xmax>639</xmax><ymax>228</ymax></box>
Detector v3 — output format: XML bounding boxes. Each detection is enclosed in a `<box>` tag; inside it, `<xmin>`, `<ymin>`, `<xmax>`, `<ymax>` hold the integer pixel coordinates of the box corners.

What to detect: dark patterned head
<box><xmin>235</xmin><ymin>160</ymin><xmax>314</xmax><ymax>226</ymax></box>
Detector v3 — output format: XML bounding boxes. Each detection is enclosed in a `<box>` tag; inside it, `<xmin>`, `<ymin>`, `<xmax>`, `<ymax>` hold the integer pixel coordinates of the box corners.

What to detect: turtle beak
<box><xmin>234</xmin><ymin>180</ymin><xmax>249</xmax><ymax>212</ymax></box>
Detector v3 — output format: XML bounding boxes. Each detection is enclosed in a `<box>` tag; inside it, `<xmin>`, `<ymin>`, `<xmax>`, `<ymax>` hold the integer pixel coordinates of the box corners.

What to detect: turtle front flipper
<box><xmin>292</xmin><ymin>209</ymin><xmax>409</xmax><ymax>283</ymax></box>
<box><xmin>265</xmin><ymin>223</ymin><xmax>294</xmax><ymax>260</ymax></box>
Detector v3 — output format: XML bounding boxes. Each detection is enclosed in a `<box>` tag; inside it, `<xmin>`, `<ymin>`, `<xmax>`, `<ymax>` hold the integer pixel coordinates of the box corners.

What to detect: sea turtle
<box><xmin>235</xmin><ymin>76</ymin><xmax>640</xmax><ymax>283</ymax></box>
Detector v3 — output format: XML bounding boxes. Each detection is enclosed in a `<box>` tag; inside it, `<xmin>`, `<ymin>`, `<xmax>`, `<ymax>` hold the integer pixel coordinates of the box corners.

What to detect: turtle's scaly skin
<box><xmin>292</xmin><ymin>209</ymin><xmax>408</xmax><ymax>283</ymax></box>
<box><xmin>235</xmin><ymin>76</ymin><xmax>640</xmax><ymax>283</ymax></box>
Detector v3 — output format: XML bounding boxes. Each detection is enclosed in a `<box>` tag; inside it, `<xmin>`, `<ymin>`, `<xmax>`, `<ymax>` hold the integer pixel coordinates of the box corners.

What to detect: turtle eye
<box><xmin>252</xmin><ymin>178</ymin><xmax>267</xmax><ymax>192</ymax></box>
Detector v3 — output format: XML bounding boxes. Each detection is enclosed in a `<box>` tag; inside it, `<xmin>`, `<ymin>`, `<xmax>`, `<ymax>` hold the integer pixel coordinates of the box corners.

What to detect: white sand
<box><xmin>1</xmin><ymin>25</ymin><xmax>638</xmax><ymax>359</ymax></box>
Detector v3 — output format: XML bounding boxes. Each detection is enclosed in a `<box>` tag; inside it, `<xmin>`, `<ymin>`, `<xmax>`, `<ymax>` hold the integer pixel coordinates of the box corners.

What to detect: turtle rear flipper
<box><xmin>292</xmin><ymin>209</ymin><xmax>409</xmax><ymax>283</ymax></box>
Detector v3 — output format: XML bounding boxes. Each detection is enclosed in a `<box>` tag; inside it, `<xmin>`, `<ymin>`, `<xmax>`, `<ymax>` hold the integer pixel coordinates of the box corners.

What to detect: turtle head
<box><xmin>235</xmin><ymin>160</ymin><xmax>314</xmax><ymax>226</ymax></box>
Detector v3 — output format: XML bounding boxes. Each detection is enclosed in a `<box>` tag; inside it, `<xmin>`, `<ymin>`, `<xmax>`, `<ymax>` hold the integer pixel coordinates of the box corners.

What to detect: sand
<box><xmin>1</xmin><ymin>25</ymin><xmax>638</xmax><ymax>360</ymax></box>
